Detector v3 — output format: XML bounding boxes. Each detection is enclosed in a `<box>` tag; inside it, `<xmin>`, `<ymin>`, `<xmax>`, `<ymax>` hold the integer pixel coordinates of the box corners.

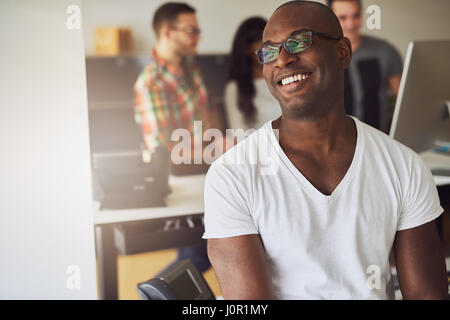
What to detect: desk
<box><xmin>93</xmin><ymin>174</ymin><xmax>206</xmax><ymax>300</ymax></box>
<box><xmin>420</xmin><ymin>150</ymin><xmax>450</xmax><ymax>186</ymax></box>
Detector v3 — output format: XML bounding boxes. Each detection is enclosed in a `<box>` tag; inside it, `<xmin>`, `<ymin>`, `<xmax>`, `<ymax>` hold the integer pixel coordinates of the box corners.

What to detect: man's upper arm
<box><xmin>203</xmin><ymin>161</ymin><xmax>274</xmax><ymax>299</ymax></box>
<box><xmin>394</xmin><ymin>220</ymin><xmax>448</xmax><ymax>299</ymax></box>
<box><xmin>388</xmin><ymin>74</ymin><xmax>401</xmax><ymax>97</ymax></box>
<box><xmin>384</xmin><ymin>41</ymin><xmax>403</xmax><ymax>97</ymax></box>
<box><xmin>134</xmin><ymin>80</ymin><xmax>166</xmax><ymax>152</ymax></box>
<box><xmin>394</xmin><ymin>152</ymin><xmax>447</xmax><ymax>299</ymax></box>
<box><xmin>208</xmin><ymin>234</ymin><xmax>274</xmax><ymax>299</ymax></box>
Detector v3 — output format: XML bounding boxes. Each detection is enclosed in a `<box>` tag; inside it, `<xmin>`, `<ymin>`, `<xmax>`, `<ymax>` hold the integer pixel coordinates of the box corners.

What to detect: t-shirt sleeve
<box><xmin>396</xmin><ymin>153</ymin><xmax>444</xmax><ymax>231</ymax></box>
<box><xmin>202</xmin><ymin>162</ymin><xmax>258</xmax><ymax>239</ymax></box>
<box><xmin>385</xmin><ymin>43</ymin><xmax>403</xmax><ymax>78</ymax></box>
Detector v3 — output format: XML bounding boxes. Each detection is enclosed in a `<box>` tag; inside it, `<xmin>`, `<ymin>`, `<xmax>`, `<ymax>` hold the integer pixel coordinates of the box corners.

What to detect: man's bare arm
<box><xmin>394</xmin><ymin>219</ymin><xmax>448</xmax><ymax>299</ymax></box>
<box><xmin>207</xmin><ymin>234</ymin><xmax>275</xmax><ymax>299</ymax></box>
<box><xmin>388</xmin><ymin>74</ymin><xmax>402</xmax><ymax>98</ymax></box>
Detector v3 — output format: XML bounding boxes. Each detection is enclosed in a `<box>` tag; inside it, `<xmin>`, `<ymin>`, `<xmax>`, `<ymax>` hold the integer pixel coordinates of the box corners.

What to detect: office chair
<box><xmin>137</xmin><ymin>259</ymin><xmax>215</xmax><ymax>300</ymax></box>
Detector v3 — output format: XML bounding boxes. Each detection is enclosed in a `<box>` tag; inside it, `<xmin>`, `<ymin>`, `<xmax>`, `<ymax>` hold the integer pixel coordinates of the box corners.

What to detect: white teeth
<box><xmin>281</xmin><ymin>73</ymin><xmax>310</xmax><ymax>85</ymax></box>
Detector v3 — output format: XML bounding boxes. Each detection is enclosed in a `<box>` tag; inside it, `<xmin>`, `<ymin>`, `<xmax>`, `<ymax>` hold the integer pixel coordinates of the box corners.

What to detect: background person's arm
<box><xmin>385</xmin><ymin>41</ymin><xmax>403</xmax><ymax>99</ymax></box>
<box><xmin>388</xmin><ymin>74</ymin><xmax>402</xmax><ymax>98</ymax></box>
<box><xmin>394</xmin><ymin>220</ymin><xmax>448</xmax><ymax>299</ymax></box>
<box><xmin>208</xmin><ymin>234</ymin><xmax>275</xmax><ymax>299</ymax></box>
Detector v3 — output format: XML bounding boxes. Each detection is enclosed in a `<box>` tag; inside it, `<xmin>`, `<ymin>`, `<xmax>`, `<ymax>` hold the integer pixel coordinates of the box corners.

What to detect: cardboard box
<box><xmin>94</xmin><ymin>27</ymin><xmax>133</xmax><ymax>55</ymax></box>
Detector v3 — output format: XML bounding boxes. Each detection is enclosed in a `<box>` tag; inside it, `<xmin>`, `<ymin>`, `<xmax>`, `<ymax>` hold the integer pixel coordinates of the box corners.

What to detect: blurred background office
<box><xmin>1</xmin><ymin>0</ymin><xmax>449</xmax><ymax>300</ymax></box>
<box><xmin>82</xmin><ymin>0</ymin><xmax>450</xmax><ymax>299</ymax></box>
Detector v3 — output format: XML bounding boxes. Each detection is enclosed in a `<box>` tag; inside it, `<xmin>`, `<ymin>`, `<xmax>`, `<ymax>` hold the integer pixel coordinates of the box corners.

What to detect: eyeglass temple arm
<box><xmin>312</xmin><ymin>31</ymin><xmax>342</xmax><ymax>40</ymax></box>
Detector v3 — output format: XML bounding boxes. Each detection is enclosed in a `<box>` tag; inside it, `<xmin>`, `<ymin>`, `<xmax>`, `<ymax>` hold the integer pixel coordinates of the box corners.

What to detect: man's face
<box><xmin>262</xmin><ymin>6</ymin><xmax>345</xmax><ymax>119</ymax></box>
<box><xmin>169</xmin><ymin>13</ymin><xmax>200</xmax><ymax>57</ymax></box>
<box><xmin>331</xmin><ymin>1</ymin><xmax>361</xmax><ymax>40</ymax></box>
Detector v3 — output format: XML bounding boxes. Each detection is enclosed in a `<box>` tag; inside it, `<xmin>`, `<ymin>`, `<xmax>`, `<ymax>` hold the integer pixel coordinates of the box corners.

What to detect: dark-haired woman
<box><xmin>224</xmin><ymin>17</ymin><xmax>281</xmax><ymax>131</ymax></box>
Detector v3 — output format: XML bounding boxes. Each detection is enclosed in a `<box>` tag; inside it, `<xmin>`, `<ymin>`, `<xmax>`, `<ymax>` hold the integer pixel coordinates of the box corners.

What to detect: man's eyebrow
<box><xmin>262</xmin><ymin>40</ymin><xmax>275</xmax><ymax>46</ymax></box>
<box><xmin>262</xmin><ymin>28</ymin><xmax>310</xmax><ymax>46</ymax></box>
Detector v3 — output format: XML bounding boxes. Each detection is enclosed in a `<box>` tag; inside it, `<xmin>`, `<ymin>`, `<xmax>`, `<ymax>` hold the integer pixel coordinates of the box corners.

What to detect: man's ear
<box><xmin>335</xmin><ymin>37</ymin><xmax>352</xmax><ymax>69</ymax></box>
<box><xmin>160</xmin><ymin>23</ymin><xmax>171</xmax><ymax>40</ymax></box>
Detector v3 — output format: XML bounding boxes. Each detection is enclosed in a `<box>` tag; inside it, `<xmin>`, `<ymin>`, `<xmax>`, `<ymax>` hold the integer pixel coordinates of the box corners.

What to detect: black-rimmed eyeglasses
<box><xmin>171</xmin><ymin>26</ymin><xmax>201</xmax><ymax>36</ymax></box>
<box><xmin>255</xmin><ymin>29</ymin><xmax>341</xmax><ymax>64</ymax></box>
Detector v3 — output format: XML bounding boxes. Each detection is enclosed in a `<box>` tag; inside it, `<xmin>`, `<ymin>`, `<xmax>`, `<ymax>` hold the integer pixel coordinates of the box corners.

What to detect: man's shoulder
<box><xmin>357</xmin><ymin>118</ymin><xmax>420</xmax><ymax>163</ymax></box>
<box><xmin>186</xmin><ymin>57</ymin><xmax>202</xmax><ymax>71</ymax></box>
<box><xmin>361</xmin><ymin>35</ymin><xmax>399</xmax><ymax>55</ymax></box>
<box><xmin>362</xmin><ymin>35</ymin><xmax>392</xmax><ymax>47</ymax></box>
<box><xmin>134</xmin><ymin>60</ymin><xmax>163</xmax><ymax>91</ymax></box>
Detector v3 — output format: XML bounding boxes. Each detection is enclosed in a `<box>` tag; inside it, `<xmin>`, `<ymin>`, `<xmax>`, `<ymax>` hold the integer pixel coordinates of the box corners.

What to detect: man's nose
<box><xmin>347</xmin><ymin>19</ymin><xmax>359</xmax><ymax>30</ymax></box>
<box><xmin>273</xmin><ymin>46</ymin><xmax>298</xmax><ymax>67</ymax></box>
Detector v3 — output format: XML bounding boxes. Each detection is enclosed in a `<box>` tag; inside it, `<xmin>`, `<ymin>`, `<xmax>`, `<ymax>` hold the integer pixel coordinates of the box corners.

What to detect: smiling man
<box><xmin>203</xmin><ymin>1</ymin><xmax>447</xmax><ymax>299</ymax></box>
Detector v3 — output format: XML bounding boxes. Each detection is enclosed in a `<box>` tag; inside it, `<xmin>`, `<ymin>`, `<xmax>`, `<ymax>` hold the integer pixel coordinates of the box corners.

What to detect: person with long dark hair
<box><xmin>225</xmin><ymin>17</ymin><xmax>281</xmax><ymax>130</ymax></box>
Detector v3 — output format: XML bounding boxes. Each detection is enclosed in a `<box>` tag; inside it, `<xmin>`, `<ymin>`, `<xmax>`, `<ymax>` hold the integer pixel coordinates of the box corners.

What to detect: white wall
<box><xmin>0</xmin><ymin>0</ymin><xmax>97</xmax><ymax>299</ymax></box>
<box><xmin>83</xmin><ymin>0</ymin><xmax>450</xmax><ymax>59</ymax></box>
<box><xmin>82</xmin><ymin>0</ymin><xmax>288</xmax><ymax>55</ymax></box>
<box><xmin>362</xmin><ymin>0</ymin><xmax>450</xmax><ymax>59</ymax></box>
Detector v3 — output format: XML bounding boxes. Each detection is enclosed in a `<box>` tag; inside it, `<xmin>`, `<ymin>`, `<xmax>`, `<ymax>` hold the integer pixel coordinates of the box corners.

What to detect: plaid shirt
<box><xmin>134</xmin><ymin>50</ymin><xmax>210</xmax><ymax>153</ymax></box>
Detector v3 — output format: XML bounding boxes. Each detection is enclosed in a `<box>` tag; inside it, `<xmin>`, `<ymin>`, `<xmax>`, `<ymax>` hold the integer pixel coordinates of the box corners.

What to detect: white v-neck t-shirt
<box><xmin>203</xmin><ymin>116</ymin><xmax>443</xmax><ymax>299</ymax></box>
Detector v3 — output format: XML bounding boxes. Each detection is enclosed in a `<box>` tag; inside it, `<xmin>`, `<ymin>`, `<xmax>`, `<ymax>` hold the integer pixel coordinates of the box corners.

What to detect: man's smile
<box><xmin>276</xmin><ymin>71</ymin><xmax>313</xmax><ymax>93</ymax></box>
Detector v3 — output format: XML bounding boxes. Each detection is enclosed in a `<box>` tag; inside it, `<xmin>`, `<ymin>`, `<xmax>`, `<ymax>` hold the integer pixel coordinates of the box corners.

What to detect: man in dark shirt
<box><xmin>328</xmin><ymin>0</ymin><xmax>403</xmax><ymax>133</ymax></box>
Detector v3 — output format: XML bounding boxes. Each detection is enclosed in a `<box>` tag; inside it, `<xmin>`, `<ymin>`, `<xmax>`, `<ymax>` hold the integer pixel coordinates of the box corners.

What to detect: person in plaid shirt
<box><xmin>134</xmin><ymin>51</ymin><xmax>210</xmax><ymax>154</ymax></box>
<box><xmin>133</xmin><ymin>2</ymin><xmax>213</xmax><ymax>276</ymax></box>
<box><xmin>134</xmin><ymin>3</ymin><xmax>214</xmax><ymax>156</ymax></box>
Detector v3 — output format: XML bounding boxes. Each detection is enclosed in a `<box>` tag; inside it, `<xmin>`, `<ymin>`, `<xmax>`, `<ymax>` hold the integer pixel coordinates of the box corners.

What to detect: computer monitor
<box><xmin>85</xmin><ymin>56</ymin><xmax>149</xmax><ymax>152</ymax></box>
<box><xmin>389</xmin><ymin>40</ymin><xmax>450</xmax><ymax>154</ymax></box>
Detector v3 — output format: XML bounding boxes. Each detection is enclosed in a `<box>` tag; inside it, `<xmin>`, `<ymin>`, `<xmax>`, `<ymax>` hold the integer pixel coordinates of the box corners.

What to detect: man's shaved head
<box><xmin>271</xmin><ymin>1</ymin><xmax>343</xmax><ymax>38</ymax></box>
<box><xmin>262</xmin><ymin>0</ymin><xmax>352</xmax><ymax>120</ymax></box>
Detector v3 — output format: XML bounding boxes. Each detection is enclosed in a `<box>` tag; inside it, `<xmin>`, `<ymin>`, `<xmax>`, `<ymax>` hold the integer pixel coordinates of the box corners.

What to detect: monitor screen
<box><xmin>390</xmin><ymin>40</ymin><xmax>450</xmax><ymax>153</ymax></box>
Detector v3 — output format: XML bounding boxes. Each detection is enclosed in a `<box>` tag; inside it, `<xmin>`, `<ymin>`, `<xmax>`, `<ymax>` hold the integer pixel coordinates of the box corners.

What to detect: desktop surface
<box><xmin>93</xmin><ymin>174</ymin><xmax>206</xmax><ymax>225</ymax></box>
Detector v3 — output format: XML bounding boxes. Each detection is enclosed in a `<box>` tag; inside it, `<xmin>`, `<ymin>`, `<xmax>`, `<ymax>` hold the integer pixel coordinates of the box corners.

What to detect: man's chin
<box><xmin>279</xmin><ymin>96</ymin><xmax>318</xmax><ymax>119</ymax></box>
<box><xmin>345</xmin><ymin>32</ymin><xmax>361</xmax><ymax>41</ymax></box>
<box><xmin>185</xmin><ymin>48</ymin><xmax>197</xmax><ymax>57</ymax></box>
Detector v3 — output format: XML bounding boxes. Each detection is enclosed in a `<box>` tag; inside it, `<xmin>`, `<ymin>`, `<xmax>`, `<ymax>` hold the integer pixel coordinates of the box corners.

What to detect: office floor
<box><xmin>116</xmin><ymin>248</ymin><xmax>222</xmax><ymax>300</ymax></box>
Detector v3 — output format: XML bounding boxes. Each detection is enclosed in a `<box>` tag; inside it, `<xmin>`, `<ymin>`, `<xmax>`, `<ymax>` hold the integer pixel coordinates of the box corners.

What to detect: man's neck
<box><xmin>275</xmin><ymin>110</ymin><xmax>354</xmax><ymax>156</ymax></box>
<box><xmin>155</xmin><ymin>41</ymin><xmax>182</xmax><ymax>68</ymax></box>
<box><xmin>349</xmin><ymin>35</ymin><xmax>363</xmax><ymax>52</ymax></box>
